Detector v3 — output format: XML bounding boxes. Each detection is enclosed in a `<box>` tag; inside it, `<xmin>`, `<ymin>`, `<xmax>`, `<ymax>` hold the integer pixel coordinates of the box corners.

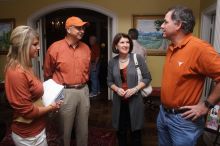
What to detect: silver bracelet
<box><xmin>116</xmin><ymin>88</ymin><xmax>120</xmax><ymax>93</ymax></box>
<box><xmin>134</xmin><ymin>87</ymin><xmax>139</xmax><ymax>93</ymax></box>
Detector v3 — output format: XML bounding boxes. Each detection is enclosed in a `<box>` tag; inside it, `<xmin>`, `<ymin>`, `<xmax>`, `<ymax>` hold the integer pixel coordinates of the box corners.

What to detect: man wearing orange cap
<box><xmin>44</xmin><ymin>16</ymin><xmax>90</xmax><ymax>146</ymax></box>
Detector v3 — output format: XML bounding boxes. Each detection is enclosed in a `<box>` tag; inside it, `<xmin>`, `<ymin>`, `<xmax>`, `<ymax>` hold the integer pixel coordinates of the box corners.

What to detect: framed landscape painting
<box><xmin>133</xmin><ymin>15</ymin><xmax>169</xmax><ymax>56</ymax></box>
<box><xmin>0</xmin><ymin>18</ymin><xmax>15</xmax><ymax>54</ymax></box>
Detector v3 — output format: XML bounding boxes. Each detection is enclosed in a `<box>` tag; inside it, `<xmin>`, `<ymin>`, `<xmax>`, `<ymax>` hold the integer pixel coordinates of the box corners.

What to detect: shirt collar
<box><xmin>64</xmin><ymin>37</ymin><xmax>79</xmax><ymax>49</ymax></box>
<box><xmin>169</xmin><ymin>33</ymin><xmax>192</xmax><ymax>51</ymax></box>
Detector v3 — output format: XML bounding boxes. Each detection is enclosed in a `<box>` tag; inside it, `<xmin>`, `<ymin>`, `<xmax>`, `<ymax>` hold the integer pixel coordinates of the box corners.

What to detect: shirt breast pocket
<box><xmin>176</xmin><ymin>64</ymin><xmax>194</xmax><ymax>86</ymax></box>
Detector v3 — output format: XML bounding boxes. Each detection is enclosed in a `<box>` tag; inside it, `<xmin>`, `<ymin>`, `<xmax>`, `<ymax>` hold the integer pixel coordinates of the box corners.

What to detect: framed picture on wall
<box><xmin>0</xmin><ymin>18</ymin><xmax>15</xmax><ymax>55</ymax></box>
<box><xmin>133</xmin><ymin>15</ymin><xmax>169</xmax><ymax>56</ymax></box>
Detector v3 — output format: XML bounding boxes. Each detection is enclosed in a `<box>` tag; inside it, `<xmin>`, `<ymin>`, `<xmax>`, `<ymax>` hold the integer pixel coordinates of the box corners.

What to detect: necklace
<box><xmin>119</xmin><ymin>58</ymin><xmax>129</xmax><ymax>63</ymax></box>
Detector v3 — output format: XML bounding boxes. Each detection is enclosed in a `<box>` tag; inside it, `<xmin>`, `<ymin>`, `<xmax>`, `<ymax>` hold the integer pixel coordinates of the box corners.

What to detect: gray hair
<box><xmin>168</xmin><ymin>6</ymin><xmax>195</xmax><ymax>34</ymax></box>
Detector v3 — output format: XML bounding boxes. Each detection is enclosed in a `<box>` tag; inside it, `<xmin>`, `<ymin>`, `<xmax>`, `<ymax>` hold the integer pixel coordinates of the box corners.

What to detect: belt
<box><xmin>162</xmin><ymin>106</ymin><xmax>188</xmax><ymax>114</ymax></box>
<box><xmin>63</xmin><ymin>83</ymin><xmax>86</xmax><ymax>89</ymax></box>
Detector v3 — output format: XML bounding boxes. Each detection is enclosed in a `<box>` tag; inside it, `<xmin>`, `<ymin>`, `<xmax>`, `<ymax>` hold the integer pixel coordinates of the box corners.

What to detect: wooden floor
<box><xmin>88</xmin><ymin>90</ymin><xmax>207</xmax><ymax>146</ymax></box>
<box><xmin>89</xmin><ymin>91</ymin><xmax>159</xmax><ymax>146</ymax></box>
<box><xmin>0</xmin><ymin>88</ymin><xmax>210</xmax><ymax>146</ymax></box>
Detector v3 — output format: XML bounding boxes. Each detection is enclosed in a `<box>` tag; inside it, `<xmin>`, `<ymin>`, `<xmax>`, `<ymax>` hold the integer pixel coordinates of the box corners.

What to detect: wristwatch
<box><xmin>204</xmin><ymin>100</ymin><xmax>214</xmax><ymax>109</ymax></box>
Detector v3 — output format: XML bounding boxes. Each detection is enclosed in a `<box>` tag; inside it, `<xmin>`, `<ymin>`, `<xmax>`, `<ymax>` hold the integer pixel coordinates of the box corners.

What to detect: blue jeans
<box><xmin>157</xmin><ymin>105</ymin><xmax>204</xmax><ymax>146</ymax></box>
<box><xmin>90</xmin><ymin>62</ymin><xmax>100</xmax><ymax>94</ymax></box>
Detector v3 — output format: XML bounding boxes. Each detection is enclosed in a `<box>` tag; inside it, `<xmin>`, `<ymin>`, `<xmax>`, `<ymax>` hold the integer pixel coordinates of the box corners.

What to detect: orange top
<box><xmin>161</xmin><ymin>34</ymin><xmax>220</xmax><ymax>108</ymax></box>
<box><xmin>44</xmin><ymin>38</ymin><xmax>91</xmax><ymax>85</ymax></box>
<box><xmin>121</xmin><ymin>67</ymin><xmax>128</xmax><ymax>91</ymax></box>
<box><xmin>5</xmin><ymin>66</ymin><xmax>45</xmax><ymax>137</ymax></box>
<box><xmin>90</xmin><ymin>44</ymin><xmax>100</xmax><ymax>62</ymax></box>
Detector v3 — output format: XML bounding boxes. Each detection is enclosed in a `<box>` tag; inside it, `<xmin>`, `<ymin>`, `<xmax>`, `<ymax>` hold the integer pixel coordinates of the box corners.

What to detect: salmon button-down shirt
<box><xmin>44</xmin><ymin>38</ymin><xmax>91</xmax><ymax>85</ymax></box>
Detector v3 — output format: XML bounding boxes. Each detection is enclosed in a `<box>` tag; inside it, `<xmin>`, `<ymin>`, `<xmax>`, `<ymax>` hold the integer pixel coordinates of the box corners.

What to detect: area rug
<box><xmin>0</xmin><ymin>122</ymin><xmax>116</xmax><ymax>146</ymax></box>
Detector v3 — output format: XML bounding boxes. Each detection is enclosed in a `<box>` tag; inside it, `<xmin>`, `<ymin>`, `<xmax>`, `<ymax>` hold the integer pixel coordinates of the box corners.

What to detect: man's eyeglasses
<box><xmin>72</xmin><ymin>26</ymin><xmax>86</xmax><ymax>31</ymax></box>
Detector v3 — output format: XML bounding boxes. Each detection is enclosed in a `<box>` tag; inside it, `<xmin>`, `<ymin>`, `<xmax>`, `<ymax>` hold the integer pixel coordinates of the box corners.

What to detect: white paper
<box><xmin>42</xmin><ymin>79</ymin><xmax>64</xmax><ymax>106</ymax></box>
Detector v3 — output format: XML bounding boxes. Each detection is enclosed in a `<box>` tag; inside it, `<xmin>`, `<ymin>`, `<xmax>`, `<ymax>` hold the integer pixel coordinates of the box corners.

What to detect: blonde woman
<box><xmin>4</xmin><ymin>25</ymin><xmax>62</xmax><ymax>146</ymax></box>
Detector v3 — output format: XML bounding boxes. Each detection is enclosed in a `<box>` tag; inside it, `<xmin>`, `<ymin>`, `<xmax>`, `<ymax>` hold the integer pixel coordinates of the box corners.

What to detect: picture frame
<box><xmin>0</xmin><ymin>18</ymin><xmax>15</xmax><ymax>55</ymax></box>
<box><xmin>133</xmin><ymin>15</ymin><xmax>169</xmax><ymax>56</ymax></box>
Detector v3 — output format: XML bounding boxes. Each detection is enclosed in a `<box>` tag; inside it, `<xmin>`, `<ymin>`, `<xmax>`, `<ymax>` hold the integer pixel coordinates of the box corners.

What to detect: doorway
<box><xmin>44</xmin><ymin>8</ymin><xmax>108</xmax><ymax>93</ymax></box>
<box><xmin>28</xmin><ymin>2</ymin><xmax>117</xmax><ymax>99</ymax></box>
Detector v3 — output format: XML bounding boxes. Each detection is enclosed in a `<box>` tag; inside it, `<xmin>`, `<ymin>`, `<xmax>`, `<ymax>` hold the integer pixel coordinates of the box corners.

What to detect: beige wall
<box><xmin>0</xmin><ymin>0</ymin><xmax>201</xmax><ymax>33</ymax></box>
<box><xmin>0</xmin><ymin>0</ymin><xmax>201</xmax><ymax>86</ymax></box>
<box><xmin>200</xmin><ymin>0</ymin><xmax>216</xmax><ymax>11</ymax></box>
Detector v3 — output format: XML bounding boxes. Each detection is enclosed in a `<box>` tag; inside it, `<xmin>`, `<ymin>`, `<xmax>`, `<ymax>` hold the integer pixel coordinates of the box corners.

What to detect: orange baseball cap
<box><xmin>65</xmin><ymin>16</ymin><xmax>88</xmax><ymax>29</ymax></box>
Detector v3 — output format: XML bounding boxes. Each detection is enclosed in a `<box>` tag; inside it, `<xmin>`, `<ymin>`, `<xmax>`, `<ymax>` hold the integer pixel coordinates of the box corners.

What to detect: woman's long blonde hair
<box><xmin>5</xmin><ymin>25</ymin><xmax>39</xmax><ymax>71</ymax></box>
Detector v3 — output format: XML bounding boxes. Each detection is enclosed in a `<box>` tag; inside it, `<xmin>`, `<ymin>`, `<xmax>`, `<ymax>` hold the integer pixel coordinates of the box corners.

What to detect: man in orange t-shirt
<box><xmin>44</xmin><ymin>16</ymin><xmax>90</xmax><ymax>146</ymax></box>
<box><xmin>157</xmin><ymin>6</ymin><xmax>220</xmax><ymax>146</ymax></box>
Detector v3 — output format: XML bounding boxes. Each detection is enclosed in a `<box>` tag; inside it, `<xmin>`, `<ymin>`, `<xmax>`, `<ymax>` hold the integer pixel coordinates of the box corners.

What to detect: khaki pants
<box><xmin>58</xmin><ymin>85</ymin><xmax>90</xmax><ymax>146</ymax></box>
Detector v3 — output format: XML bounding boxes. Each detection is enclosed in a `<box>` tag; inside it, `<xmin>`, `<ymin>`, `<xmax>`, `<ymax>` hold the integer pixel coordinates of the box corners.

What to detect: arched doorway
<box><xmin>27</xmin><ymin>1</ymin><xmax>117</xmax><ymax>99</ymax></box>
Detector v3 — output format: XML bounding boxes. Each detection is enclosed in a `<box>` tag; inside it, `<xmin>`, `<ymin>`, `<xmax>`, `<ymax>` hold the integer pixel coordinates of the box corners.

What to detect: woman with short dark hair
<box><xmin>107</xmin><ymin>33</ymin><xmax>152</xmax><ymax>146</ymax></box>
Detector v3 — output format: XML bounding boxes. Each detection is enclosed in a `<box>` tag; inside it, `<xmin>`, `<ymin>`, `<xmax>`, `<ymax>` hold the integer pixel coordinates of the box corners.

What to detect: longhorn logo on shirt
<box><xmin>178</xmin><ymin>61</ymin><xmax>184</xmax><ymax>66</ymax></box>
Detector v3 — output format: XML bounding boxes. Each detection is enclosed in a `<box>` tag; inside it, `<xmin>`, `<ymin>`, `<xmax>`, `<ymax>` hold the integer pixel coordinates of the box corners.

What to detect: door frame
<box><xmin>27</xmin><ymin>1</ymin><xmax>117</xmax><ymax>100</ymax></box>
<box><xmin>200</xmin><ymin>3</ymin><xmax>216</xmax><ymax>44</ymax></box>
<box><xmin>27</xmin><ymin>1</ymin><xmax>118</xmax><ymax>58</ymax></box>
<box><xmin>200</xmin><ymin>2</ymin><xmax>217</xmax><ymax>99</ymax></box>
